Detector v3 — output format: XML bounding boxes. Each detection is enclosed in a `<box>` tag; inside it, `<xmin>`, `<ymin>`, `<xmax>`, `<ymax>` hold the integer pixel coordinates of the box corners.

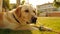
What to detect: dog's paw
<box><xmin>38</xmin><ymin>26</ymin><xmax>52</xmax><ymax>31</ymax></box>
<box><xmin>28</xmin><ymin>26</ymin><xmax>39</xmax><ymax>30</ymax></box>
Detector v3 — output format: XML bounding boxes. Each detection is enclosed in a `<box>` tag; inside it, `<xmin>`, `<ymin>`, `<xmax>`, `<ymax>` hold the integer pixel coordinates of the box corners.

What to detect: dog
<box><xmin>0</xmin><ymin>4</ymin><xmax>37</xmax><ymax>30</ymax></box>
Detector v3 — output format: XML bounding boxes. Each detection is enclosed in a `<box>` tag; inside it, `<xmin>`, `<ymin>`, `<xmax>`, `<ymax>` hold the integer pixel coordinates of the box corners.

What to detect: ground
<box><xmin>36</xmin><ymin>17</ymin><xmax>60</xmax><ymax>34</ymax></box>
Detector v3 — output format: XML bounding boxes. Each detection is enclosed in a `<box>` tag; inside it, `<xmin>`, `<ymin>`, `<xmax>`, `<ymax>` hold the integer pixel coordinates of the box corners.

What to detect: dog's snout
<box><xmin>31</xmin><ymin>17</ymin><xmax>37</xmax><ymax>24</ymax></box>
<box><xmin>32</xmin><ymin>17</ymin><xmax>37</xmax><ymax>21</ymax></box>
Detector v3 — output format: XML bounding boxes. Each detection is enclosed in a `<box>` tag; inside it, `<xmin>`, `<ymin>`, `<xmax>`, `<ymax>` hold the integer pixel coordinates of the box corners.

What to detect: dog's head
<box><xmin>14</xmin><ymin>5</ymin><xmax>37</xmax><ymax>24</ymax></box>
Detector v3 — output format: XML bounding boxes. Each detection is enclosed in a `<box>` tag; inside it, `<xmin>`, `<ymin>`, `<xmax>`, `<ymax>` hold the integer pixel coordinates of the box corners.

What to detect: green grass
<box><xmin>0</xmin><ymin>17</ymin><xmax>60</xmax><ymax>34</ymax></box>
<box><xmin>36</xmin><ymin>17</ymin><xmax>60</xmax><ymax>34</ymax></box>
<box><xmin>0</xmin><ymin>29</ymin><xmax>32</xmax><ymax>34</ymax></box>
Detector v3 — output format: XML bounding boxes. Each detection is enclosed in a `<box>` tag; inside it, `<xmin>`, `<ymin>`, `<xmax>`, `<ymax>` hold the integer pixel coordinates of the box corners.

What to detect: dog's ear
<box><xmin>15</xmin><ymin>6</ymin><xmax>22</xmax><ymax>18</ymax></box>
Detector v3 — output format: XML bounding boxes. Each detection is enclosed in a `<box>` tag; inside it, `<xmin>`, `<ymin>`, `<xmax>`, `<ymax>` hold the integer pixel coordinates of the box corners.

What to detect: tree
<box><xmin>53</xmin><ymin>0</ymin><xmax>60</xmax><ymax>8</ymax></box>
<box><xmin>16</xmin><ymin>0</ymin><xmax>20</xmax><ymax>6</ymax></box>
<box><xmin>21</xmin><ymin>0</ymin><xmax>25</xmax><ymax>5</ymax></box>
<box><xmin>3</xmin><ymin>0</ymin><xmax>9</xmax><ymax>9</ymax></box>
<box><xmin>16</xmin><ymin>0</ymin><xmax>25</xmax><ymax>6</ymax></box>
<box><xmin>3</xmin><ymin>0</ymin><xmax>10</xmax><ymax>11</ymax></box>
<box><xmin>0</xmin><ymin>0</ymin><xmax>2</xmax><ymax>12</ymax></box>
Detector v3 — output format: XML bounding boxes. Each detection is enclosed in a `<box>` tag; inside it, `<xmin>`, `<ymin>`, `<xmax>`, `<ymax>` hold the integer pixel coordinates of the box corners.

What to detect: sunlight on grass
<box><xmin>31</xmin><ymin>30</ymin><xmax>40</xmax><ymax>34</ymax></box>
<box><xmin>34</xmin><ymin>17</ymin><xmax>60</xmax><ymax>34</ymax></box>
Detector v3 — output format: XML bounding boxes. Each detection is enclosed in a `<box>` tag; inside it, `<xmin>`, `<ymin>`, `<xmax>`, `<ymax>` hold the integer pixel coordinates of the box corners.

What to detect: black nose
<box><xmin>31</xmin><ymin>17</ymin><xmax>37</xmax><ymax>24</ymax></box>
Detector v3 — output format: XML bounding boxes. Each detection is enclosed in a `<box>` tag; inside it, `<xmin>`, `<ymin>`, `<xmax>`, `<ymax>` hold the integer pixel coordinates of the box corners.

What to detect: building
<box><xmin>37</xmin><ymin>3</ymin><xmax>60</xmax><ymax>17</ymax></box>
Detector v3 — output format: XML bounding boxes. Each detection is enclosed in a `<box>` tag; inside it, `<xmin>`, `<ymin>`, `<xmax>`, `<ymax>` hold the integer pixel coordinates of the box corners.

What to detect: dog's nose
<box><xmin>31</xmin><ymin>17</ymin><xmax>37</xmax><ymax>24</ymax></box>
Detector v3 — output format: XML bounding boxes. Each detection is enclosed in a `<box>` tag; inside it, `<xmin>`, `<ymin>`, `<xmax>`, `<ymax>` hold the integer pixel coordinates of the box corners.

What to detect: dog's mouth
<box><xmin>26</xmin><ymin>17</ymin><xmax>37</xmax><ymax>24</ymax></box>
<box><xmin>31</xmin><ymin>17</ymin><xmax>37</xmax><ymax>24</ymax></box>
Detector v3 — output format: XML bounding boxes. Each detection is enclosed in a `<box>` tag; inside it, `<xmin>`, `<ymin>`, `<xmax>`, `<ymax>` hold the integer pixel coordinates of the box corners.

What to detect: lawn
<box><xmin>0</xmin><ymin>17</ymin><xmax>60</xmax><ymax>34</ymax></box>
<box><xmin>36</xmin><ymin>17</ymin><xmax>60</xmax><ymax>34</ymax></box>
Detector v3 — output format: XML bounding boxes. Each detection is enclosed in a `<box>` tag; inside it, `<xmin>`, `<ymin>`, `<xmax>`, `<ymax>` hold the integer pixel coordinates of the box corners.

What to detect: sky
<box><xmin>10</xmin><ymin>0</ymin><xmax>54</xmax><ymax>7</ymax></box>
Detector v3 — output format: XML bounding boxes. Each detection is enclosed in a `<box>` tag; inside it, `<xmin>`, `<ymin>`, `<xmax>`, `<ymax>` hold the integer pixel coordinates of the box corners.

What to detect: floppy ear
<box><xmin>15</xmin><ymin>6</ymin><xmax>22</xmax><ymax>18</ymax></box>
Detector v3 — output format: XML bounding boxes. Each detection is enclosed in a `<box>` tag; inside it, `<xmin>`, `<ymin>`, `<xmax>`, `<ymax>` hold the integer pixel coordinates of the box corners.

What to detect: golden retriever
<box><xmin>0</xmin><ymin>4</ymin><xmax>37</xmax><ymax>30</ymax></box>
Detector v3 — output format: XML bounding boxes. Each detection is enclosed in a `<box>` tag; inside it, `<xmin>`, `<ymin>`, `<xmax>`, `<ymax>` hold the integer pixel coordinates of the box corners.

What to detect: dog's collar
<box><xmin>12</xmin><ymin>14</ymin><xmax>20</xmax><ymax>24</ymax></box>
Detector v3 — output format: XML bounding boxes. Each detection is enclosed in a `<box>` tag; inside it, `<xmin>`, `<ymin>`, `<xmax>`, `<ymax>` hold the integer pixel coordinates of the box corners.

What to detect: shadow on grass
<box><xmin>0</xmin><ymin>29</ymin><xmax>32</xmax><ymax>34</ymax></box>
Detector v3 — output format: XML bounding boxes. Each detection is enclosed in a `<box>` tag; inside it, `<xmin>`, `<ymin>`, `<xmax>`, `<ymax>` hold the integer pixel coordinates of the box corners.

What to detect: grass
<box><xmin>0</xmin><ymin>29</ymin><xmax>32</xmax><ymax>34</ymax></box>
<box><xmin>36</xmin><ymin>17</ymin><xmax>60</xmax><ymax>34</ymax></box>
<box><xmin>0</xmin><ymin>17</ymin><xmax>60</xmax><ymax>34</ymax></box>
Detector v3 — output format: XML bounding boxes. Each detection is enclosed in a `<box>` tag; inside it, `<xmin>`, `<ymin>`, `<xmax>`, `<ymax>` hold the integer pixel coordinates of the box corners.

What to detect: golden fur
<box><xmin>0</xmin><ymin>5</ymin><xmax>37</xmax><ymax>30</ymax></box>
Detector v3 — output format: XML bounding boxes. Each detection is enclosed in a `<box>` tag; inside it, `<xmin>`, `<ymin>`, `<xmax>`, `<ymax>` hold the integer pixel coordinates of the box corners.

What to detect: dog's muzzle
<box><xmin>31</xmin><ymin>17</ymin><xmax>37</xmax><ymax>24</ymax></box>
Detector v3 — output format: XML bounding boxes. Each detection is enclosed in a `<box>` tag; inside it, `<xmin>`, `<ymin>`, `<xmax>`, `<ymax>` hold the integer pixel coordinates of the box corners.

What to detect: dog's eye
<box><xmin>25</xmin><ymin>10</ymin><xmax>29</xmax><ymax>12</ymax></box>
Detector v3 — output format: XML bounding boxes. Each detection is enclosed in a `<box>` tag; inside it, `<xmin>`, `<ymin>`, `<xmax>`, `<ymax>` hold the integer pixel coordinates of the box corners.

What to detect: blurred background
<box><xmin>0</xmin><ymin>0</ymin><xmax>60</xmax><ymax>17</ymax></box>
